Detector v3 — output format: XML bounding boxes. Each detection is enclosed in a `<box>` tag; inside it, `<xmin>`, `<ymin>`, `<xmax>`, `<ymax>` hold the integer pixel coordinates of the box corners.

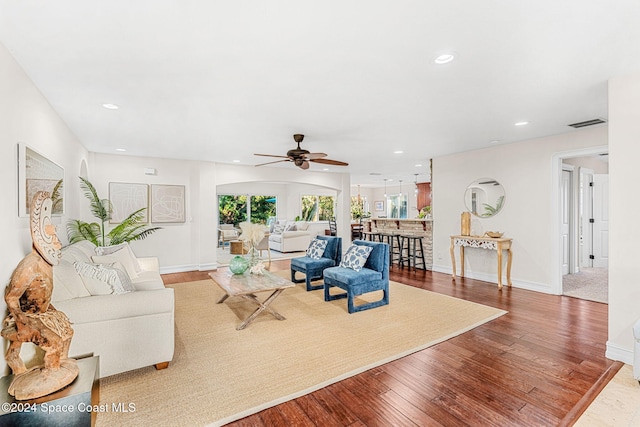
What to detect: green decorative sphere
<box><xmin>229</xmin><ymin>255</ymin><xmax>249</xmax><ymax>275</ymax></box>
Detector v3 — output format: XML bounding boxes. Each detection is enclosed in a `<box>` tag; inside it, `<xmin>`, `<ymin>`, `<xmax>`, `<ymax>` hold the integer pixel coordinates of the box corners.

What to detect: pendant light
<box><xmin>383</xmin><ymin>179</ymin><xmax>387</xmax><ymax>197</ymax></box>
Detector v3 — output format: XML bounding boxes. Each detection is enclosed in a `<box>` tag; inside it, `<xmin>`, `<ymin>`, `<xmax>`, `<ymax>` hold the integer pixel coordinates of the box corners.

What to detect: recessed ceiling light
<box><xmin>115</xmin><ymin>148</ymin><xmax>126</xmax><ymax>152</ymax></box>
<box><xmin>415</xmin><ymin>164</ymin><xmax>423</xmax><ymax>167</ymax></box>
<box><xmin>232</xmin><ymin>160</ymin><xmax>240</xmax><ymax>163</ymax></box>
<box><xmin>102</xmin><ymin>103</ymin><xmax>119</xmax><ymax>110</ymax></box>
<box><xmin>393</xmin><ymin>150</ymin><xmax>404</xmax><ymax>154</ymax></box>
<box><xmin>514</xmin><ymin>121</ymin><xmax>529</xmax><ymax>126</ymax></box>
<box><xmin>489</xmin><ymin>140</ymin><xmax>500</xmax><ymax>144</ymax></box>
<box><xmin>323</xmin><ymin>168</ymin><xmax>329</xmax><ymax>171</ymax></box>
<box><xmin>434</xmin><ymin>52</ymin><xmax>456</xmax><ymax>64</ymax></box>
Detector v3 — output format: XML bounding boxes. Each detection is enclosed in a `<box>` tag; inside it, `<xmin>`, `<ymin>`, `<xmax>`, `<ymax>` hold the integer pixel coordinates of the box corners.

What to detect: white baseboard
<box><xmin>606</xmin><ymin>341</ymin><xmax>634</xmax><ymax>365</ymax></box>
<box><xmin>431</xmin><ymin>264</ymin><xmax>554</xmax><ymax>294</ymax></box>
<box><xmin>159</xmin><ymin>263</ymin><xmax>218</xmax><ymax>274</ymax></box>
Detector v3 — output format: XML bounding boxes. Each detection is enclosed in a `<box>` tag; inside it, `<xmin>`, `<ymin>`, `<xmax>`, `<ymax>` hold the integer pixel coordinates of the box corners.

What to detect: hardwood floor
<box><xmin>162</xmin><ymin>261</ymin><xmax>614</xmax><ymax>426</ymax></box>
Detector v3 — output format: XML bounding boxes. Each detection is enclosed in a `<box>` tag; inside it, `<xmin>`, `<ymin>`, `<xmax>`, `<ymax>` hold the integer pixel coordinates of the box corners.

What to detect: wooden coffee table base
<box><xmin>217</xmin><ymin>290</ymin><xmax>287</xmax><ymax>330</ymax></box>
<box><xmin>209</xmin><ymin>269</ymin><xmax>294</xmax><ymax>330</ymax></box>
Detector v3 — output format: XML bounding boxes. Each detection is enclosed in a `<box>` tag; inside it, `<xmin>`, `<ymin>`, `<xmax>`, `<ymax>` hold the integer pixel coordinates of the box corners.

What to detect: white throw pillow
<box><xmin>272</xmin><ymin>223</ymin><xmax>285</xmax><ymax>234</ymax></box>
<box><xmin>95</xmin><ymin>242</ymin><xmax>142</xmax><ymax>273</ymax></box>
<box><xmin>53</xmin><ymin>259</ymin><xmax>89</xmax><ymax>301</ymax></box>
<box><xmin>92</xmin><ymin>247</ymin><xmax>140</xmax><ymax>279</ymax></box>
<box><xmin>306</xmin><ymin>239</ymin><xmax>328</xmax><ymax>259</ymax></box>
<box><xmin>73</xmin><ymin>261</ymin><xmax>135</xmax><ymax>295</ymax></box>
<box><xmin>339</xmin><ymin>244</ymin><xmax>373</xmax><ymax>272</ymax></box>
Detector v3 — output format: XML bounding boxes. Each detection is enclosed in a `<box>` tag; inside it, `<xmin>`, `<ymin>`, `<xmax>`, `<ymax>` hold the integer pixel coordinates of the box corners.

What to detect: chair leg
<box><xmin>306</xmin><ymin>274</ymin><xmax>323</xmax><ymax>291</ymax></box>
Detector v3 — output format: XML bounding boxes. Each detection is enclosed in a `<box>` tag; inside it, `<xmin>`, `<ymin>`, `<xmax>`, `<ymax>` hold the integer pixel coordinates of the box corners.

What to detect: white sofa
<box><xmin>52</xmin><ymin>240</ymin><xmax>175</xmax><ymax>378</ymax></box>
<box><xmin>268</xmin><ymin>220</ymin><xmax>313</xmax><ymax>253</ymax></box>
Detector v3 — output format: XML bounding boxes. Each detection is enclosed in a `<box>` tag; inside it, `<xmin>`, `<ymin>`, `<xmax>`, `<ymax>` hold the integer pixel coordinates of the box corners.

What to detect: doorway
<box><xmin>559</xmin><ymin>152</ymin><xmax>609</xmax><ymax>303</ymax></box>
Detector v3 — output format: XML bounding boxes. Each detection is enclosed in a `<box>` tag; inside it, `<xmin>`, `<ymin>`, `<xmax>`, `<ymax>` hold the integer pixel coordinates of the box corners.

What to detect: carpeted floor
<box><xmin>576</xmin><ymin>364</ymin><xmax>640</xmax><ymax>425</ymax></box>
<box><xmin>96</xmin><ymin>274</ymin><xmax>506</xmax><ymax>427</ymax></box>
<box><xmin>563</xmin><ymin>267</ymin><xmax>608</xmax><ymax>304</ymax></box>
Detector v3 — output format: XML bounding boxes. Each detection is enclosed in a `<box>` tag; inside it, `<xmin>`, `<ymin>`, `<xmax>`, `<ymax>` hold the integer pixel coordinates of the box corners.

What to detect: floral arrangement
<box><xmin>238</xmin><ymin>222</ymin><xmax>266</xmax><ymax>247</ymax></box>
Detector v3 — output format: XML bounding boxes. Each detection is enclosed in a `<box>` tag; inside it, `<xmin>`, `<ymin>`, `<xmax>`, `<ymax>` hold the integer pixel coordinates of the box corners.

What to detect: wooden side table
<box><xmin>450</xmin><ymin>235</ymin><xmax>513</xmax><ymax>289</ymax></box>
<box><xmin>0</xmin><ymin>356</ymin><xmax>99</xmax><ymax>426</ymax></box>
<box><xmin>229</xmin><ymin>240</ymin><xmax>247</xmax><ymax>255</ymax></box>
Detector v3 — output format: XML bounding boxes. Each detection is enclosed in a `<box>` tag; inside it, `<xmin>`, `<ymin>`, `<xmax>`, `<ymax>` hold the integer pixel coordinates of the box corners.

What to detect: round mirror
<box><xmin>464</xmin><ymin>178</ymin><xmax>505</xmax><ymax>217</ymax></box>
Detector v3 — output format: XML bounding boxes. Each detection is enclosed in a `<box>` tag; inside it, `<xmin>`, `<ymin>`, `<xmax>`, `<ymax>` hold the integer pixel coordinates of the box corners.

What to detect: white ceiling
<box><xmin>1</xmin><ymin>1</ymin><xmax>638</xmax><ymax>186</ymax></box>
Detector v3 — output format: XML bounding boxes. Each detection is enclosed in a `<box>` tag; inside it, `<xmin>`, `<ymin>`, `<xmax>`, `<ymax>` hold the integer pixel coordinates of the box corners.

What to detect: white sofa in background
<box><xmin>52</xmin><ymin>240</ymin><xmax>175</xmax><ymax>378</ymax></box>
<box><xmin>268</xmin><ymin>220</ymin><xmax>314</xmax><ymax>253</ymax></box>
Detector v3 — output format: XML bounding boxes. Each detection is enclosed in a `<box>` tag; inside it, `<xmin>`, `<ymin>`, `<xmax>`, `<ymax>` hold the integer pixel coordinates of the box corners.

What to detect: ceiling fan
<box><xmin>254</xmin><ymin>134</ymin><xmax>349</xmax><ymax>170</ymax></box>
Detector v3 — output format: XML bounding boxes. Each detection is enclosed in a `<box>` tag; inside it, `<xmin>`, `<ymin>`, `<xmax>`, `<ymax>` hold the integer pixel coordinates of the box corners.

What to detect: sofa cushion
<box><xmin>324</xmin><ymin>267</ymin><xmax>383</xmax><ymax>287</ymax></box>
<box><xmin>340</xmin><ymin>244</ymin><xmax>373</xmax><ymax>272</ymax></box>
<box><xmin>272</xmin><ymin>223</ymin><xmax>285</xmax><ymax>234</ymax></box>
<box><xmin>74</xmin><ymin>261</ymin><xmax>135</xmax><ymax>294</ymax></box>
<box><xmin>92</xmin><ymin>247</ymin><xmax>140</xmax><ymax>279</ymax></box>
<box><xmin>295</xmin><ymin>221</ymin><xmax>309</xmax><ymax>231</ymax></box>
<box><xmin>306</xmin><ymin>238</ymin><xmax>328</xmax><ymax>259</ymax></box>
<box><xmin>53</xmin><ymin>259</ymin><xmax>90</xmax><ymax>301</ymax></box>
<box><xmin>54</xmin><ymin>289</ymin><xmax>174</xmax><ymax>325</ymax></box>
<box><xmin>72</xmin><ymin>240</ymin><xmax>98</xmax><ymax>258</ymax></box>
<box><xmin>62</xmin><ymin>245</ymin><xmax>94</xmax><ymax>264</ymax></box>
<box><xmin>291</xmin><ymin>256</ymin><xmax>335</xmax><ymax>271</ymax></box>
<box><xmin>95</xmin><ymin>242</ymin><xmax>142</xmax><ymax>273</ymax></box>
<box><xmin>132</xmin><ymin>270</ymin><xmax>166</xmax><ymax>291</ymax></box>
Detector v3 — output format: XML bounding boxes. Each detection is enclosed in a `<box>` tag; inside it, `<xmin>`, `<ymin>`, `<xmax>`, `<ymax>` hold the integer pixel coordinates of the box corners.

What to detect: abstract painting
<box><xmin>109</xmin><ymin>182</ymin><xmax>149</xmax><ymax>223</ymax></box>
<box><xmin>151</xmin><ymin>184</ymin><xmax>186</xmax><ymax>223</ymax></box>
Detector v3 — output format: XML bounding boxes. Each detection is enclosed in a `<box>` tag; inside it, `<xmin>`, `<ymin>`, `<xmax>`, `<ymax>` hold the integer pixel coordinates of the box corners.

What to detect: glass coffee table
<box><xmin>208</xmin><ymin>269</ymin><xmax>295</xmax><ymax>330</ymax></box>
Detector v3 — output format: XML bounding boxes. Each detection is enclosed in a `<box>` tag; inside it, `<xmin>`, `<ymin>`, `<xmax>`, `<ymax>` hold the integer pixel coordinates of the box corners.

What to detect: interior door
<box><xmin>592</xmin><ymin>174</ymin><xmax>609</xmax><ymax>268</ymax></box>
<box><xmin>580</xmin><ymin>168</ymin><xmax>594</xmax><ymax>268</ymax></box>
<box><xmin>561</xmin><ymin>168</ymin><xmax>572</xmax><ymax>275</ymax></box>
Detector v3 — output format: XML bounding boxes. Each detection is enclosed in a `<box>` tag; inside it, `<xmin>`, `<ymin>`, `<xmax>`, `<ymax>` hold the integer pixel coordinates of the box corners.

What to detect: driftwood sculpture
<box><xmin>2</xmin><ymin>191</ymin><xmax>78</xmax><ymax>400</ymax></box>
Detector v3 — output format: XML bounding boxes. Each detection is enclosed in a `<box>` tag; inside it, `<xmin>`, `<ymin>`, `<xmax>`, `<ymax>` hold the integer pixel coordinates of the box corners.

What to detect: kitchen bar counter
<box><xmin>363</xmin><ymin>218</ymin><xmax>433</xmax><ymax>269</ymax></box>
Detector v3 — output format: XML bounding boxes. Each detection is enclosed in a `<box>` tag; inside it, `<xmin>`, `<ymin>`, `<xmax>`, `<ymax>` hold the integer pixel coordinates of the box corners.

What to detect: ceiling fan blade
<box><xmin>255</xmin><ymin>159</ymin><xmax>291</xmax><ymax>167</ymax></box>
<box><xmin>303</xmin><ymin>152</ymin><xmax>327</xmax><ymax>160</ymax></box>
<box><xmin>254</xmin><ymin>153</ymin><xmax>290</xmax><ymax>159</ymax></box>
<box><xmin>299</xmin><ymin>160</ymin><xmax>310</xmax><ymax>170</ymax></box>
<box><xmin>310</xmin><ymin>158</ymin><xmax>349</xmax><ymax>166</ymax></box>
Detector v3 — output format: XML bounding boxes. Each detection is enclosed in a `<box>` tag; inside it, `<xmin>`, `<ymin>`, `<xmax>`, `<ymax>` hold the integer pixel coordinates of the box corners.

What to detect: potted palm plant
<box><xmin>67</xmin><ymin>177</ymin><xmax>161</xmax><ymax>246</ymax></box>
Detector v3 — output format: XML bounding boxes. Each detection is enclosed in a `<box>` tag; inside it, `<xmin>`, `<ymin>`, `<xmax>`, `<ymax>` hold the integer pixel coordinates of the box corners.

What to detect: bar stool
<box><xmin>379</xmin><ymin>232</ymin><xmax>402</xmax><ymax>266</ymax></box>
<box><xmin>361</xmin><ymin>230</ymin><xmax>381</xmax><ymax>242</ymax></box>
<box><xmin>399</xmin><ymin>234</ymin><xmax>427</xmax><ymax>271</ymax></box>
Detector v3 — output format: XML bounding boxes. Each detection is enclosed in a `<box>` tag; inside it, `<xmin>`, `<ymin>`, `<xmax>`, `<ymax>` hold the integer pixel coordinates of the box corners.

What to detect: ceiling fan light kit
<box><xmin>254</xmin><ymin>134</ymin><xmax>349</xmax><ymax>170</ymax></box>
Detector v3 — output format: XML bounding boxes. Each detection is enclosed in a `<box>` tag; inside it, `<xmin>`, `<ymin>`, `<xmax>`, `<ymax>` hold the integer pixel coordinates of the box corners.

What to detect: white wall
<box><xmin>0</xmin><ymin>42</ymin><xmax>89</xmax><ymax>375</ymax></box>
<box><xmin>89</xmin><ymin>155</ymin><xmax>351</xmax><ymax>271</ymax></box>
<box><xmin>432</xmin><ymin>126</ymin><xmax>607</xmax><ymax>293</ymax></box>
<box><xmin>607</xmin><ymin>71</ymin><xmax>640</xmax><ymax>364</ymax></box>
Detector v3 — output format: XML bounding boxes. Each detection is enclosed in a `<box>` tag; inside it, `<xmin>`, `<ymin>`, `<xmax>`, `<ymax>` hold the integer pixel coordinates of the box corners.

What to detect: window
<box><xmin>301</xmin><ymin>195</ymin><xmax>335</xmax><ymax>221</ymax></box>
<box><xmin>218</xmin><ymin>195</ymin><xmax>247</xmax><ymax>226</ymax></box>
<box><xmin>250</xmin><ymin>195</ymin><xmax>277</xmax><ymax>224</ymax></box>
<box><xmin>218</xmin><ymin>194</ymin><xmax>276</xmax><ymax>225</ymax></box>
<box><xmin>387</xmin><ymin>194</ymin><xmax>408</xmax><ymax>219</ymax></box>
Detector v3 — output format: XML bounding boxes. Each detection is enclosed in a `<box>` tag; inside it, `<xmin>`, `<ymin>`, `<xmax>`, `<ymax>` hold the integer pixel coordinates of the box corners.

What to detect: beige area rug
<box><xmin>97</xmin><ymin>274</ymin><xmax>506</xmax><ymax>427</ymax></box>
<box><xmin>576</xmin><ymin>364</ymin><xmax>640</xmax><ymax>426</ymax></box>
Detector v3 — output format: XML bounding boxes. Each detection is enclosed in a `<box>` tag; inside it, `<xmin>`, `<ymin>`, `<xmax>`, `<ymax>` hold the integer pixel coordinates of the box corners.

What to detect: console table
<box><xmin>450</xmin><ymin>235</ymin><xmax>513</xmax><ymax>289</ymax></box>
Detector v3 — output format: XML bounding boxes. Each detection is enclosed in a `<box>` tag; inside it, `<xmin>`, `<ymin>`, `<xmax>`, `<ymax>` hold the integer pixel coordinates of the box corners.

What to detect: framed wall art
<box><xmin>374</xmin><ymin>200</ymin><xmax>384</xmax><ymax>212</ymax></box>
<box><xmin>109</xmin><ymin>182</ymin><xmax>149</xmax><ymax>223</ymax></box>
<box><xmin>18</xmin><ymin>143</ymin><xmax>64</xmax><ymax>217</ymax></box>
<box><xmin>151</xmin><ymin>184</ymin><xmax>186</xmax><ymax>223</ymax></box>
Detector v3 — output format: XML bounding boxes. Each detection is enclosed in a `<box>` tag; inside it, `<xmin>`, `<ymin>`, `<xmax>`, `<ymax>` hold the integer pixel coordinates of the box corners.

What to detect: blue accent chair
<box><xmin>290</xmin><ymin>236</ymin><xmax>342</xmax><ymax>291</ymax></box>
<box><xmin>323</xmin><ymin>240</ymin><xmax>389</xmax><ymax>313</ymax></box>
